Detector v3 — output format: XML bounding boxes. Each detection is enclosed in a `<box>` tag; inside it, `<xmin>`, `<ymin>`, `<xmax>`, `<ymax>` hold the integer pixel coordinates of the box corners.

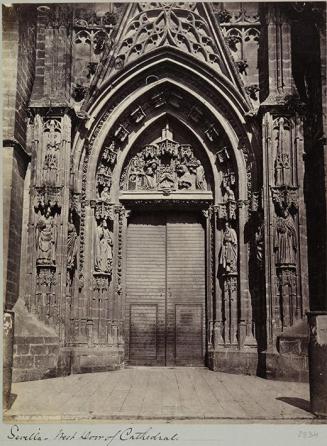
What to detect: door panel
<box><xmin>166</xmin><ymin>214</ymin><xmax>205</xmax><ymax>365</ymax></box>
<box><xmin>126</xmin><ymin>212</ymin><xmax>205</xmax><ymax>366</ymax></box>
<box><xmin>126</xmin><ymin>214</ymin><xmax>166</xmax><ymax>365</ymax></box>
<box><xmin>175</xmin><ymin>304</ymin><xmax>203</xmax><ymax>365</ymax></box>
<box><xmin>129</xmin><ymin>304</ymin><xmax>158</xmax><ymax>362</ymax></box>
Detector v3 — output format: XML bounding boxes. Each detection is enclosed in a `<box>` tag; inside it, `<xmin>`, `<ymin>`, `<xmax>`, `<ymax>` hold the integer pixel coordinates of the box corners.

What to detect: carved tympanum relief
<box><xmin>120</xmin><ymin>125</ymin><xmax>208</xmax><ymax>193</ymax></box>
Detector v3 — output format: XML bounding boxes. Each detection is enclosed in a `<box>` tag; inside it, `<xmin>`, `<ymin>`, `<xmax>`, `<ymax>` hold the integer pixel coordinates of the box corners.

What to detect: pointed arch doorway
<box><xmin>118</xmin><ymin>121</ymin><xmax>214</xmax><ymax>367</ymax></box>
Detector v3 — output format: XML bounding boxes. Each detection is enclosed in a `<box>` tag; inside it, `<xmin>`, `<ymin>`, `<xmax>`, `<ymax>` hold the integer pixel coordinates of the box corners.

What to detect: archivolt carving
<box><xmin>120</xmin><ymin>125</ymin><xmax>208</xmax><ymax>193</ymax></box>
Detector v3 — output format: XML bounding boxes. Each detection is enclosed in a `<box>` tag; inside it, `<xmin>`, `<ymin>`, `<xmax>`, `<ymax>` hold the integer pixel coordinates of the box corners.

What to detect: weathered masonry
<box><xmin>3</xmin><ymin>2</ymin><xmax>327</xmax><ymax>383</ymax></box>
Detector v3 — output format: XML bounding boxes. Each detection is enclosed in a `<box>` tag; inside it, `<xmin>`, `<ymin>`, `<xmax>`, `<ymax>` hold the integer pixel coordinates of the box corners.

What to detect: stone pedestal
<box><xmin>208</xmin><ymin>348</ymin><xmax>258</xmax><ymax>375</ymax></box>
<box><xmin>263</xmin><ymin>319</ymin><xmax>309</xmax><ymax>382</ymax></box>
<box><xmin>71</xmin><ymin>347</ymin><xmax>124</xmax><ymax>374</ymax></box>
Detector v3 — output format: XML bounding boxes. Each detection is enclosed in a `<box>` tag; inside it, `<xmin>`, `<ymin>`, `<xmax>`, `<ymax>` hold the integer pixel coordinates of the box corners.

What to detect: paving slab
<box><xmin>4</xmin><ymin>367</ymin><xmax>316</xmax><ymax>422</ymax></box>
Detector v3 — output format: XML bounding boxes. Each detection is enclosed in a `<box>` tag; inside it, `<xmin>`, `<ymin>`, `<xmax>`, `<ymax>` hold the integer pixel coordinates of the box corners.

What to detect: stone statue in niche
<box><xmin>94</xmin><ymin>219</ymin><xmax>113</xmax><ymax>273</ymax></box>
<box><xmin>67</xmin><ymin>214</ymin><xmax>78</xmax><ymax>269</ymax></box>
<box><xmin>274</xmin><ymin>209</ymin><xmax>297</xmax><ymax>265</ymax></box>
<box><xmin>43</xmin><ymin>120</ymin><xmax>61</xmax><ymax>186</ymax></box>
<box><xmin>36</xmin><ymin>207</ymin><xmax>56</xmax><ymax>266</ymax></box>
<box><xmin>220</xmin><ymin>222</ymin><xmax>238</xmax><ymax>274</ymax></box>
<box><xmin>99</xmin><ymin>185</ymin><xmax>111</xmax><ymax>201</ymax></box>
<box><xmin>223</xmin><ymin>184</ymin><xmax>235</xmax><ymax>202</ymax></box>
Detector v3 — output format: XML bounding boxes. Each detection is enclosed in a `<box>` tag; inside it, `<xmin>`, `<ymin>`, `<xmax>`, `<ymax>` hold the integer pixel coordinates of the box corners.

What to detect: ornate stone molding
<box><xmin>271</xmin><ymin>185</ymin><xmax>299</xmax><ymax>214</ymax></box>
<box><xmin>33</xmin><ymin>186</ymin><xmax>63</xmax><ymax>210</ymax></box>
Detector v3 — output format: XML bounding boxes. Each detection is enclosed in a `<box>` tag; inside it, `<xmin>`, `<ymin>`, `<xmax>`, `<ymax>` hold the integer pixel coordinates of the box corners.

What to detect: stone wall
<box><xmin>3</xmin><ymin>4</ymin><xmax>36</xmax><ymax>311</ymax></box>
<box><xmin>13</xmin><ymin>336</ymin><xmax>59</xmax><ymax>382</ymax></box>
<box><xmin>2</xmin><ymin>5</ymin><xmax>36</xmax><ymax>149</ymax></box>
<box><xmin>11</xmin><ymin>299</ymin><xmax>61</xmax><ymax>382</ymax></box>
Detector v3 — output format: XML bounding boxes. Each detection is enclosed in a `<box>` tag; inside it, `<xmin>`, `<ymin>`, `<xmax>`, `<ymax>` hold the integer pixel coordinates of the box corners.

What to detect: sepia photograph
<box><xmin>2</xmin><ymin>1</ymin><xmax>327</xmax><ymax>444</ymax></box>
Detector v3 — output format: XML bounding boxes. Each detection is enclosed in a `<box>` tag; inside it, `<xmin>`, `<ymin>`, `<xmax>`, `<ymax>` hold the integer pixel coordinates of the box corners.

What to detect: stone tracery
<box><xmin>113</xmin><ymin>3</ymin><xmax>224</xmax><ymax>73</ymax></box>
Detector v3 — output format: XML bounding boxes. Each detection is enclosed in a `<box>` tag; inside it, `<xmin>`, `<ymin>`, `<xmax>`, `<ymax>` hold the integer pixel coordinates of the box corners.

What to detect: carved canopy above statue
<box><xmin>120</xmin><ymin>124</ymin><xmax>208</xmax><ymax>193</ymax></box>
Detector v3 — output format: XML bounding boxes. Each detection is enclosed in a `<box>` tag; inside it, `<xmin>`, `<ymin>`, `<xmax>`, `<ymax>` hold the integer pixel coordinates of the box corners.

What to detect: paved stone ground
<box><xmin>4</xmin><ymin>367</ymin><xmax>316</xmax><ymax>422</ymax></box>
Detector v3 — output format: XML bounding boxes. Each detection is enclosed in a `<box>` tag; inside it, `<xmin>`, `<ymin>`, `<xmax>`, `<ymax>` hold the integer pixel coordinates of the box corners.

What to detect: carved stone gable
<box><xmin>90</xmin><ymin>2</ymin><xmax>245</xmax><ymax>94</ymax></box>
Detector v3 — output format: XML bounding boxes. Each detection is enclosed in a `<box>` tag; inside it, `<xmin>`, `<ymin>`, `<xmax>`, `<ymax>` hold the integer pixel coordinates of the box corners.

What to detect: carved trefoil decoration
<box><xmin>121</xmin><ymin>124</ymin><xmax>208</xmax><ymax>193</ymax></box>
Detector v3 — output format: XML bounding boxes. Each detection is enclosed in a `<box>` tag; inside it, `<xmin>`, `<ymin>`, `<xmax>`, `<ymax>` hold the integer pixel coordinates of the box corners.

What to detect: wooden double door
<box><xmin>125</xmin><ymin>210</ymin><xmax>206</xmax><ymax>366</ymax></box>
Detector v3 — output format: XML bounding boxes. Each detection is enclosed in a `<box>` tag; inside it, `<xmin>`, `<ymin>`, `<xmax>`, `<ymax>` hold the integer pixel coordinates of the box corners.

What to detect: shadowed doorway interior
<box><xmin>125</xmin><ymin>210</ymin><xmax>206</xmax><ymax>366</ymax></box>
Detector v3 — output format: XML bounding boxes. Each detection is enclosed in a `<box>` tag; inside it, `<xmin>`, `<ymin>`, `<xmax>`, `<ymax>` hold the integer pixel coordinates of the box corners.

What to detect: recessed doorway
<box><xmin>125</xmin><ymin>210</ymin><xmax>206</xmax><ymax>366</ymax></box>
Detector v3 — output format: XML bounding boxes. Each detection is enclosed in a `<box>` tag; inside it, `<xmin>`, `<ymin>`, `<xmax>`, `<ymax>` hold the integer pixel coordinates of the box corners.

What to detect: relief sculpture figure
<box><xmin>220</xmin><ymin>222</ymin><xmax>238</xmax><ymax>273</ymax></box>
<box><xmin>36</xmin><ymin>207</ymin><xmax>56</xmax><ymax>266</ymax></box>
<box><xmin>274</xmin><ymin>210</ymin><xmax>297</xmax><ymax>265</ymax></box>
<box><xmin>67</xmin><ymin>217</ymin><xmax>78</xmax><ymax>269</ymax></box>
<box><xmin>94</xmin><ymin>219</ymin><xmax>113</xmax><ymax>273</ymax></box>
<box><xmin>195</xmin><ymin>160</ymin><xmax>207</xmax><ymax>190</ymax></box>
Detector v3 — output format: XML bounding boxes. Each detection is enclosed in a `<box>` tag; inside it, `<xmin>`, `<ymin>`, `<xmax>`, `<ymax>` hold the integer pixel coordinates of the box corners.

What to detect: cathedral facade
<box><xmin>3</xmin><ymin>2</ymin><xmax>327</xmax><ymax>384</ymax></box>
